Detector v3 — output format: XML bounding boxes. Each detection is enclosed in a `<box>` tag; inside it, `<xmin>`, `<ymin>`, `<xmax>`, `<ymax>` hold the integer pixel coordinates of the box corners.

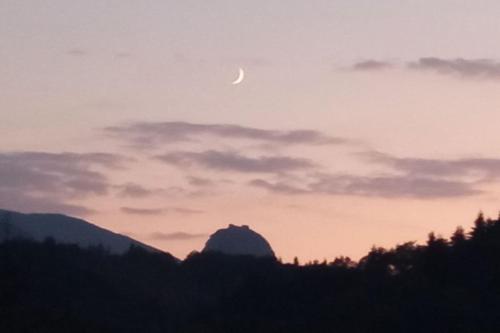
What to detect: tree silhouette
<box><xmin>471</xmin><ymin>211</ymin><xmax>487</xmax><ymax>239</ymax></box>
<box><xmin>0</xmin><ymin>212</ymin><xmax>13</xmax><ymax>242</ymax></box>
<box><xmin>451</xmin><ymin>226</ymin><xmax>467</xmax><ymax>246</ymax></box>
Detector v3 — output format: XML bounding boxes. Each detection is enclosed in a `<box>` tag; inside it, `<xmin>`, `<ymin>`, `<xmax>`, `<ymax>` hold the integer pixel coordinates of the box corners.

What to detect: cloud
<box><xmin>171</xmin><ymin>207</ymin><xmax>204</xmax><ymax>215</ymax></box>
<box><xmin>115</xmin><ymin>183</ymin><xmax>162</xmax><ymax>198</ymax></box>
<box><xmin>105</xmin><ymin>121</ymin><xmax>346</xmax><ymax>148</ymax></box>
<box><xmin>352</xmin><ymin>60</ymin><xmax>394</xmax><ymax>71</ymax></box>
<box><xmin>116</xmin><ymin>176</ymin><xmax>230</xmax><ymax>200</ymax></box>
<box><xmin>115</xmin><ymin>52</ymin><xmax>131</xmax><ymax>58</ymax></box>
<box><xmin>156</xmin><ymin>150</ymin><xmax>316</xmax><ymax>174</ymax></box>
<box><xmin>186</xmin><ymin>176</ymin><xmax>215</xmax><ymax>187</ymax></box>
<box><xmin>0</xmin><ymin>191</ymin><xmax>95</xmax><ymax>217</ymax></box>
<box><xmin>348</xmin><ymin>57</ymin><xmax>500</xmax><ymax>80</ymax></box>
<box><xmin>149</xmin><ymin>231</ymin><xmax>208</xmax><ymax>241</ymax></box>
<box><xmin>120</xmin><ymin>207</ymin><xmax>165</xmax><ymax>215</ymax></box>
<box><xmin>249</xmin><ymin>179</ymin><xmax>309</xmax><ymax>195</ymax></box>
<box><xmin>0</xmin><ymin>151</ymin><xmax>126</xmax><ymax>216</ymax></box>
<box><xmin>409</xmin><ymin>58</ymin><xmax>500</xmax><ymax>79</ymax></box>
<box><xmin>319</xmin><ymin>151</ymin><xmax>500</xmax><ymax>198</ymax></box>
<box><xmin>0</xmin><ymin>152</ymin><xmax>126</xmax><ymax>197</ymax></box>
<box><xmin>120</xmin><ymin>206</ymin><xmax>204</xmax><ymax>216</ymax></box>
<box><xmin>251</xmin><ymin>174</ymin><xmax>480</xmax><ymax>199</ymax></box>
<box><xmin>249</xmin><ymin>150</ymin><xmax>498</xmax><ymax>199</ymax></box>
<box><xmin>67</xmin><ymin>48</ymin><xmax>87</xmax><ymax>56</ymax></box>
<box><xmin>308</xmin><ymin>174</ymin><xmax>480</xmax><ymax>199</ymax></box>
<box><xmin>115</xmin><ymin>182</ymin><xmax>210</xmax><ymax>199</ymax></box>
<box><xmin>361</xmin><ymin>151</ymin><xmax>500</xmax><ymax>180</ymax></box>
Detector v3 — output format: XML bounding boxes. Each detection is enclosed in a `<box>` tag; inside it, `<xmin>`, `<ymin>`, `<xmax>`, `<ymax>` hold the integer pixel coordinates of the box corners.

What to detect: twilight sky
<box><xmin>3</xmin><ymin>1</ymin><xmax>500</xmax><ymax>261</ymax></box>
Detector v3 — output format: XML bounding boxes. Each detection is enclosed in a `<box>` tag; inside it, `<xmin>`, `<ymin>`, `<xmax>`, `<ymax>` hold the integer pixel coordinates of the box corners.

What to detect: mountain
<box><xmin>0</xmin><ymin>209</ymin><xmax>156</xmax><ymax>254</ymax></box>
<box><xmin>203</xmin><ymin>224</ymin><xmax>275</xmax><ymax>257</ymax></box>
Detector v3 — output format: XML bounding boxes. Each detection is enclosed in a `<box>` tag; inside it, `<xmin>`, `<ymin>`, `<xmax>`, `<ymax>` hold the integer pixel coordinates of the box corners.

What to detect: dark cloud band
<box><xmin>156</xmin><ymin>150</ymin><xmax>317</xmax><ymax>174</ymax></box>
<box><xmin>105</xmin><ymin>121</ymin><xmax>346</xmax><ymax>148</ymax></box>
<box><xmin>0</xmin><ymin>151</ymin><xmax>126</xmax><ymax>216</ymax></box>
<box><xmin>149</xmin><ymin>231</ymin><xmax>208</xmax><ymax>241</ymax></box>
<box><xmin>409</xmin><ymin>58</ymin><xmax>500</xmax><ymax>79</ymax></box>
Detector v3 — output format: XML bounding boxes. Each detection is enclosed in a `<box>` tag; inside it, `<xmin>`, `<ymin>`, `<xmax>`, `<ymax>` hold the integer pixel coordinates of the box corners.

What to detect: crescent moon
<box><xmin>232</xmin><ymin>68</ymin><xmax>245</xmax><ymax>85</ymax></box>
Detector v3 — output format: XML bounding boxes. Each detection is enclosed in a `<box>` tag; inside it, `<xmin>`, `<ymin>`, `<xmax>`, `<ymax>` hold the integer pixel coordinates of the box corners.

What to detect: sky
<box><xmin>2</xmin><ymin>0</ymin><xmax>500</xmax><ymax>261</ymax></box>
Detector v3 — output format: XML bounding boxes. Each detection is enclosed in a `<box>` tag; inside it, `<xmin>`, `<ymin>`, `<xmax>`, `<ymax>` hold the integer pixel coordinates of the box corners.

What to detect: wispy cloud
<box><xmin>105</xmin><ymin>121</ymin><xmax>346</xmax><ymax>148</ymax></box>
<box><xmin>120</xmin><ymin>206</ymin><xmax>204</xmax><ymax>216</ymax></box>
<box><xmin>348</xmin><ymin>57</ymin><xmax>500</xmax><ymax>80</ymax></box>
<box><xmin>249</xmin><ymin>179</ymin><xmax>309</xmax><ymax>195</ymax></box>
<box><xmin>115</xmin><ymin>52</ymin><xmax>131</xmax><ymax>59</ymax></box>
<box><xmin>115</xmin><ymin>183</ymin><xmax>164</xmax><ymax>198</ymax></box>
<box><xmin>250</xmin><ymin>173</ymin><xmax>480</xmax><ymax>199</ymax></box>
<box><xmin>156</xmin><ymin>150</ymin><xmax>317</xmax><ymax>174</ymax></box>
<box><xmin>67</xmin><ymin>48</ymin><xmax>87</xmax><ymax>56</ymax></box>
<box><xmin>186</xmin><ymin>176</ymin><xmax>215</xmax><ymax>187</ymax></box>
<box><xmin>0</xmin><ymin>151</ymin><xmax>126</xmax><ymax>216</ymax></box>
<box><xmin>149</xmin><ymin>231</ymin><xmax>208</xmax><ymax>241</ymax></box>
<box><xmin>352</xmin><ymin>60</ymin><xmax>394</xmax><ymax>71</ymax></box>
<box><xmin>171</xmin><ymin>207</ymin><xmax>204</xmax><ymax>215</ymax></box>
<box><xmin>361</xmin><ymin>151</ymin><xmax>500</xmax><ymax>180</ymax></box>
<box><xmin>120</xmin><ymin>207</ymin><xmax>165</xmax><ymax>216</ymax></box>
<box><xmin>309</xmin><ymin>174</ymin><xmax>480</xmax><ymax>199</ymax></box>
<box><xmin>0</xmin><ymin>193</ymin><xmax>95</xmax><ymax>217</ymax></box>
<box><xmin>408</xmin><ymin>58</ymin><xmax>500</xmax><ymax>79</ymax></box>
<box><xmin>249</xmin><ymin>150</ymin><xmax>498</xmax><ymax>199</ymax></box>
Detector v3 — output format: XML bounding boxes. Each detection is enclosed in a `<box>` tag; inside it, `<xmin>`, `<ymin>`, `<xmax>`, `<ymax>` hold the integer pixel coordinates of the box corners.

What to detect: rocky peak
<box><xmin>203</xmin><ymin>224</ymin><xmax>275</xmax><ymax>257</ymax></box>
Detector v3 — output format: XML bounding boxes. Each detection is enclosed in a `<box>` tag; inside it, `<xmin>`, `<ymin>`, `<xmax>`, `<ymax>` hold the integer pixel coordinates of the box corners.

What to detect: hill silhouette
<box><xmin>203</xmin><ymin>224</ymin><xmax>275</xmax><ymax>257</ymax></box>
<box><xmin>0</xmin><ymin>209</ymin><xmax>157</xmax><ymax>254</ymax></box>
<box><xmin>2</xmin><ymin>212</ymin><xmax>500</xmax><ymax>332</ymax></box>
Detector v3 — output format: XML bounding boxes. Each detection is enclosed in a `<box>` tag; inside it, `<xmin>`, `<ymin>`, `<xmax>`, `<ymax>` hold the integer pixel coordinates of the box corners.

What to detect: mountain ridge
<box><xmin>0</xmin><ymin>208</ymin><xmax>159</xmax><ymax>254</ymax></box>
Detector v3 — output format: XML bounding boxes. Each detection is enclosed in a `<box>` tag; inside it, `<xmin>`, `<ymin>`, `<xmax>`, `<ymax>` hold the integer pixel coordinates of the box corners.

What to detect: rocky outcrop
<box><xmin>203</xmin><ymin>224</ymin><xmax>275</xmax><ymax>257</ymax></box>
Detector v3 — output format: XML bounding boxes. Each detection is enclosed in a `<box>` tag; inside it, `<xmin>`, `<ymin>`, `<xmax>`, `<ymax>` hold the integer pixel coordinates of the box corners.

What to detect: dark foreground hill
<box><xmin>2</xmin><ymin>213</ymin><xmax>500</xmax><ymax>332</ymax></box>
<box><xmin>0</xmin><ymin>209</ymin><xmax>156</xmax><ymax>254</ymax></box>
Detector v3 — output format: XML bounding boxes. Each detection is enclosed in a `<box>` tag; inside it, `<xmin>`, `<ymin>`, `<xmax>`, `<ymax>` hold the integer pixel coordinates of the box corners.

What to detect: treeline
<box><xmin>2</xmin><ymin>213</ymin><xmax>500</xmax><ymax>332</ymax></box>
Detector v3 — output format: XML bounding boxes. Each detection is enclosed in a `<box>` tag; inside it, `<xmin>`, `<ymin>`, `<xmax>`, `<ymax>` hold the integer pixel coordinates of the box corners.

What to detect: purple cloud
<box><xmin>149</xmin><ymin>231</ymin><xmax>208</xmax><ymax>241</ymax></box>
<box><xmin>409</xmin><ymin>58</ymin><xmax>500</xmax><ymax>79</ymax></box>
<box><xmin>249</xmin><ymin>179</ymin><xmax>309</xmax><ymax>195</ymax></box>
<box><xmin>250</xmin><ymin>174</ymin><xmax>480</xmax><ymax>199</ymax></box>
<box><xmin>115</xmin><ymin>183</ymin><xmax>162</xmax><ymax>198</ymax></box>
<box><xmin>186</xmin><ymin>176</ymin><xmax>215</xmax><ymax>187</ymax></box>
<box><xmin>156</xmin><ymin>150</ymin><xmax>316</xmax><ymax>174</ymax></box>
<box><xmin>249</xmin><ymin>150</ymin><xmax>497</xmax><ymax>199</ymax></box>
<box><xmin>120</xmin><ymin>206</ymin><xmax>204</xmax><ymax>216</ymax></box>
<box><xmin>361</xmin><ymin>151</ymin><xmax>500</xmax><ymax>180</ymax></box>
<box><xmin>171</xmin><ymin>207</ymin><xmax>204</xmax><ymax>215</ymax></box>
<box><xmin>352</xmin><ymin>60</ymin><xmax>394</xmax><ymax>71</ymax></box>
<box><xmin>67</xmin><ymin>48</ymin><xmax>87</xmax><ymax>56</ymax></box>
<box><xmin>105</xmin><ymin>121</ymin><xmax>346</xmax><ymax>148</ymax></box>
<box><xmin>120</xmin><ymin>207</ymin><xmax>165</xmax><ymax>216</ymax></box>
<box><xmin>309</xmin><ymin>174</ymin><xmax>480</xmax><ymax>199</ymax></box>
<box><xmin>0</xmin><ymin>151</ymin><xmax>126</xmax><ymax>216</ymax></box>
